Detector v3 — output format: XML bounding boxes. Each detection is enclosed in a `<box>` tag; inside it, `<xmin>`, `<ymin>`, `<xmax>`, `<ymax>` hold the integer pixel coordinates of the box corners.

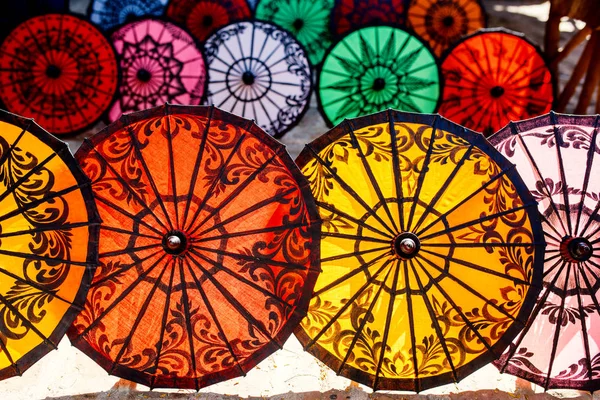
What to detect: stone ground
<box><xmin>1</xmin><ymin>1</ymin><xmax>597</xmax><ymax>399</ymax></box>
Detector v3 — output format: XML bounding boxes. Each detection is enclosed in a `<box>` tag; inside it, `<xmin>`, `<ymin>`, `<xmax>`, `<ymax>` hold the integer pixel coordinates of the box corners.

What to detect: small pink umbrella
<box><xmin>108</xmin><ymin>18</ymin><xmax>207</xmax><ymax>122</ymax></box>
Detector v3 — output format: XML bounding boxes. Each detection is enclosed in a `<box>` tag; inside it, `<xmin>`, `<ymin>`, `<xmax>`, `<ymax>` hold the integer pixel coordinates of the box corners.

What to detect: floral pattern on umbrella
<box><xmin>88</xmin><ymin>0</ymin><xmax>168</xmax><ymax>31</ymax></box>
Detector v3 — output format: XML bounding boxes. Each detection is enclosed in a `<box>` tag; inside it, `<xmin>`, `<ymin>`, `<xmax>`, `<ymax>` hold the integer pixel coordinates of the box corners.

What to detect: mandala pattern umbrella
<box><xmin>0</xmin><ymin>0</ymin><xmax>68</xmax><ymax>40</ymax></box>
<box><xmin>490</xmin><ymin>113</ymin><xmax>600</xmax><ymax>391</ymax></box>
<box><xmin>295</xmin><ymin>110</ymin><xmax>544</xmax><ymax>391</ymax></box>
<box><xmin>439</xmin><ymin>28</ymin><xmax>555</xmax><ymax>137</ymax></box>
<box><xmin>88</xmin><ymin>0</ymin><xmax>168</xmax><ymax>31</ymax></box>
<box><xmin>0</xmin><ymin>109</ymin><xmax>99</xmax><ymax>380</ymax></box>
<box><xmin>0</xmin><ymin>14</ymin><xmax>119</xmax><ymax>136</ymax></box>
<box><xmin>318</xmin><ymin>26</ymin><xmax>440</xmax><ymax>127</ymax></box>
<box><xmin>331</xmin><ymin>0</ymin><xmax>405</xmax><ymax>37</ymax></box>
<box><xmin>204</xmin><ymin>21</ymin><xmax>313</xmax><ymax>138</ymax></box>
<box><xmin>108</xmin><ymin>18</ymin><xmax>207</xmax><ymax>123</ymax></box>
<box><xmin>406</xmin><ymin>0</ymin><xmax>486</xmax><ymax>57</ymax></box>
<box><xmin>165</xmin><ymin>0</ymin><xmax>251</xmax><ymax>42</ymax></box>
<box><xmin>255</xmin><ymin>0</ymin><xmax>335</xmax><ymax>66</ymax></box>
<box><xmin>67</xmin><ymin>104</ymin><xmax>320</xmax><ymax>390</ymax></box>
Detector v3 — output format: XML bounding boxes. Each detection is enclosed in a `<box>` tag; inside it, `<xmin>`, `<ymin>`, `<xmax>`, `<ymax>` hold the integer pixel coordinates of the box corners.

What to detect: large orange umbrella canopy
<box><xmin>67</xmin><ymin>104</ymin><xmax>320</xmax><ymax>389</ymax></box>
<box><xmin>295</xmin><ymin>110</ymin><xmax>544</xmax><ymax>391</ymax></box>
<box><xmin>0</xmin><ymin>109</ymin><xmax>99</xmax><ymax>380</ymax></box>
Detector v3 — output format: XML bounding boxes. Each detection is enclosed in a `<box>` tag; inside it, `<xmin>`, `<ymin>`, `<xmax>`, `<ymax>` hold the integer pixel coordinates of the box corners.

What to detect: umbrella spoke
<box><xmin>402</xmin><ymin>259</ymin><xmax>420</xmax><ymax>391</ymax></box>
<box><xmin>92</xmin><ymin>250</ymin><xmax>164</xmax><ymax>288</ymax></box>
<box><xmin>388</xmin><ymin>111</ymin><xmax>406</xmax><ymax>231</ymax></box>
<box><xmin>0</xmin><ymin>292</ymin><xmax>57</xmax><ymax>348</ymax></box>
<box><xmin>0</xmin><ymin>221</ymin><xmax>97</xmax><ymax>240</ymax></box>
<box><xmin>572</xmin><ymin>266</ymin><xmax>594</xmax><ymax>382</ymax></box>
<box><xmin>0</xmin><ymin>265</ymin><xmax>77</xmax><ymax>307</ymax></box>
<box><xmin>165</xmin><ymin>109</ymin><xmax>180</xmax><ymax>230</ymax></box>
<box><xmin>322</xmin><ymin>231</ymin><xmax>390</xmax><ymax>244</ymax></box>
<box><xmin>316</xmin><ymin>200</ymin><xmax>390</xmax><ymax>238</ymax></box>
<box><xmin>190</xmin><ymin>222</ymin><xmax>308</xmax><ymax>244</ymax></box>
<box><xmin>101</xmin><ymin>225</ymin><xmax>162</xmax><ymax>241</ymax></box>
<box><xmin>176</xmin><ymin>257</ymin><xmax>200</xmax><ymax>390</ymax></box>
<box><xmin>538</xmin><ymin>212</ymin><xmax>566</xmax><ymax>242</ymax></box>
<box><xmin>99</xmin><ymin>242</ymin><xmax>163</xmax><ymax>258</ymax></box>
<box><xmin>0</xmin><ymin>249</ymin><xmax>92</xmax><ymax>267</ymax></box>
<box><xmin>574</xmin><ymin>117</ymin><xmax>599</xmax><ymax>235</ymax></box>
<box><xmin>550</xmin><ymin>113</ymin><xmax>573</xmax><ymax>235</ymax></box>
<box><xmin>321</xmin><ymin>245</ymin><xmax>390</xmax><ymax>263</ymax></box>
<box><xmin>94</xmin><ymin>195</ymin><xmax>164</xmax><ymax>237</ymax></box>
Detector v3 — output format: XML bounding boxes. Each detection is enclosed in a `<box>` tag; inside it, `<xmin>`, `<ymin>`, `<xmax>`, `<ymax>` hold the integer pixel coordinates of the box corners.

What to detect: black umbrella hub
<box><xmin>242</xmin><ymin>71</ymin><xmax>255</xmax><ymax>85</ymax></box>
<box><xmin>393</xmin><ymin>232</ymin><xmax>420</xmax><ymax>259</ymax></box>
<box><xmin>136</xmin><ymin>68</ymin><xmax>152</xmax><ymax>83</ymax></box>
<box><xmin>490</xmin><ymin>85</ymin><xmax>505</xmax><ymax>98</ymax></box>
<box><xmin>162</xmin><ymin>230</ymin><xmax>188</xmax><ymax>255</ymax></box>
<box><xmin>561</xmin><ymin>236</ymin><xmax>593</xmax><ymax>262</ymax></box>
<box><xmin>46</xmin><ymin>65</ymin><xmax>62</xmax><ymax>79</ymax></box>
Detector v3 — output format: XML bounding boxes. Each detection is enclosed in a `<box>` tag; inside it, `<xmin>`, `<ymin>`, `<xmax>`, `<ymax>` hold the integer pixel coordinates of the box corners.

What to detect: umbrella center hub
<box><xmin>137</xmin><ymin>68</ymin><xmax>152</xmax><ymax>83</ymax></box>
<box><xmin>442</xmin><ymin>16</ymin><xmax>455</xmax><ymax>27</ymax></box>
<box><xmin>490</xmin><ymin>86</ymin><xmax>505</xmax><ymax>98</ymax></box>
<box><xmin>203</xmin><ymin>15</ymin><xmax>214</xmax><ymax>27</ymax></box>
<box><xmin>163</xmin><ymin>231</ymin><xmax>188</xmax><ymax>255</ymax></box>
<box><xmin>372</xmin><ymin>78</ymin><xmax>386</xmax><ymax>91</ymax></box>
<box><xmin>393</xmin><ymin>232</ymin><xmax>420</xmax><ymax>259</ymax></box>
<box><xmin>46</xmin><ymin>65</ymin><xmax>62</xmax><ymax>79</ymax></box>
<box><xmin>242</xmin><ymin>71</ymin><xmax>255</xmax><ymax>85</ymax></box>
<box><xmin>561</xmin><ymin>236</ymin><xmax>593</xmax><ymax>262</ymax></box>
<box><xmin>293</xmin><ymin>18</ymin><xmax>304</xmax><ymax>31</ymax></box>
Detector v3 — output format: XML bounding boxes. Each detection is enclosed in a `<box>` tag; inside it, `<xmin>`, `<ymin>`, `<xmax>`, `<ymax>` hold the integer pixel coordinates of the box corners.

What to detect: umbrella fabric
<box><xmin>490</xmin><ymin>113</ymin><xmax>600</xmax><ymax>391</ymax></box>
<box><xmin>108</xmin><ymin>18</ymin><xmax>206</xmax><ymax>123</ymax></box>
<box><xmin>439</xmin><ymin>28</ymin><xmax>554</xmax><ymax>137</ymax></box>
<box><xmin>0</xmin><ymin>109</ymin><xmax>99</xmax><ymax>380</ymax></box>
<box><xmin>255</xmin><ymin>0</ymin><xmax>335</xmax><ymax>66</ymax></box>
<box><xmin>88</xmin><ymin>0</ymin><xmax>168</xmax><ymax>31</ymax></box>
<box><xmin>331</xmin><ymin>0</ymin><xmax>405</xmax><ymax>37</ymax></box>
<box><xmin>67</xmin><ymin>104</ymin><xmax>320</xmax><ymax>390</ymax></box>
<box><xmin>294</xmin><ymin>110</ymin><xmax>544</xmax><ymax>391</ymax></box>
<box><xmin>406</xmin><ymin>0</ymin><xmax>486</xmax><ymax>57</ymax></box>
<box><xmin>318</xmin><ymin>26</ymin><xmax>440</xmax><ymax>127</ymax></box>
<box><xmin>0</xmin><ymin>0</ymin><xmax>68</xmax><ymax>40</ymax></box>
<box><xmin>165</xmin><ymin>0</ymin><xmax>251</xmax><ymax>42</ymax></box>
<box><xmin>204</xmin><ymin>21</ymin><xmax>313</xmax><ymax>138</ymax></box>
<box><xmin>0</xmin><ymin>14</ymin><xmax>119</xmax><ymax>136</ymax></box>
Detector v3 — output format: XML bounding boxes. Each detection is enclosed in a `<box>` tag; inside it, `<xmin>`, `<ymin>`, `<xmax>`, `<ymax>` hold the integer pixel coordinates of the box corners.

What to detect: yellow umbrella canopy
<box><xmin>0</xmin><ymin>110</ymin><xmax>99</xmax><ymax>380</ymax></box>
<box><xmin>294</xmin><ymin>110</ymin><xmax>545</xmax><ymax>391</ymax></box>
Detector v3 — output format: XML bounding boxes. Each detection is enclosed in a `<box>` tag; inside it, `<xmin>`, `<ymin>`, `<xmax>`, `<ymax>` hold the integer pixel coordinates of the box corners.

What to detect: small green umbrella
<box><xmin>255</xmin><ymin>0</ymin><xmax>334</xmax><ymax>66</ymax></box>
<box><xmin>318</xmin><ymin>25</ymin><xmax>440</xmax><ymax>126</ymax></box>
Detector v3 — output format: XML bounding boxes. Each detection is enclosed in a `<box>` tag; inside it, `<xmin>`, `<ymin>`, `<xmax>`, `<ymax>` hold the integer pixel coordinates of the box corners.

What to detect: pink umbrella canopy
<box><xmin>108</xmin><ymin>18</ymin><xmax>206</xmax><ymax>122</ymax></box>
<box><xmin>489</xmin><ymin>113</ymin><xmax>600</xmax><ymax>391</ymax></box>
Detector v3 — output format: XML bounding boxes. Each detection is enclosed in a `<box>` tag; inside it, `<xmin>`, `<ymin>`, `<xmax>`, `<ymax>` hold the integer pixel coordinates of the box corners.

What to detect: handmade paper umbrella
<box><xmin>165</xmin><ymin>0</ymin><xmax>251</xmax><ymax>42</ymax></box>
<box><xmin>67</xmin><ymin>104</ymin><xmax>320</xmax><ymax>389</ymax></box>
<box><xmin>318</xmin><ymin>26</ymin><xmax>440</xmax><ymax>127</ymax></box>
<box><xmin>0</xmin><ymin>0</ymin><xmax>68</xmax><ymax>39</ymax></box>
<box><xmin>108</xmin><ymin>18</ymin><xmax>206</xmax><ymax>122</ymax></box>
<box><xmin>0</xmin><ymin>14</ymin><xmax>119</xmax><ymax>136</ymax></box>
<box><xmin>439</xmin><ymin>28</ymin><xmax>555</xmax><ymax>137</ymax></box>
<box><xmin>406</xmin><ymin>0</ymin><xmax>486</xmax><ymax>57</ymax></box>
<box><xmin>255</xmin><ymin>0</ymin><xmax>335</xmax><ymax>66</ymax></box>
<box><xmin>204</xmin><ymin>21</ymin><xmax>313</xmax><ymax>138</ymax></box>
<box><xmin>0</xmin><ymin>109</ymin><xmax>99</xmax><ymax>380</ymax></box>
<box><xmin>294</xmin><ymin>109</ymin><xmax>545</xmax><ymax>391</ymax></box>
<box><xmin>490</xmin><ymin>113</ymin><xmax>600</xmax><ymax>391</ymax></box>
<box><xmin>331</xmin><ymin>0</ymin><xmax>405</xmax><ymax>37</ymax></box>
<box><xmin>88</xmin><ymin>0</ymin><xmax>168</xmax><ymax>31</ymax></box>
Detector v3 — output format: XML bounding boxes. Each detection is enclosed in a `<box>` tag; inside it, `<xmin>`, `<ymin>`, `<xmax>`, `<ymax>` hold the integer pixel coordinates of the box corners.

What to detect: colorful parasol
<box><xmin>294</xmin><ymin>109</ymin><xmax>544</xmax><ymax>391</ymax></box>
<box><xmin>0</xmin><ymin>0</ymin><xmax>68</xmax><ymax>39</ymax></box>
<box><xmin>165</xmin><ymin>0</ymin><xmax>251</xmax><ymax>42</ymax></box>
<box><xmin>204</xmin><ymin>21</ymin><xmax>313</xmax><ymax>138</ymax></box>
<box><xmin>108</xmin><ymin>18</ymin><xmax>206</xmax><ymax>123</ymax></box>
<box><xmin>255</xmin><ymin>0</ymin><xmax>335</xmax><ymax>66</ymax></box>
<box><xmin>88</xmin><ymin>0</ymin><xmax>168</xmax><ymax>31</ymax></box>
<box><xmin>490</xmin><ymin>113</ymin><xmax>600</xmax><ymax>391</ymax></box>
<box><xmin>406</xmin><ymin>0</ymin><xmax>486</xmax><ymax>57</ymax></box>
<box><xmin>330</xmin><ymin>0</ymin><xmax>405</xmax><ymax>37</ymax></box>
<box><xmin>67</xmin><ymin>104</ymin><xmax>320</xmax><ymax>390</ymax></box>
<box><xmin>318</xmin><ymin>26</ymin><xmax>440</xmax><ymax>127</ymax></box>
<box><xmin>0</xmin><ymin>14</ymin><xmax>119</xmax><ymax>136</ymax></box>
<box><xmin>0</xmin><ymin>109</ymin><xmax>99</xmax><ymax>381</ymax></box>
<box><xmin>439</xmin><ymin>28</ymin><xmax>555</xmax><ymax>137</ymax></box>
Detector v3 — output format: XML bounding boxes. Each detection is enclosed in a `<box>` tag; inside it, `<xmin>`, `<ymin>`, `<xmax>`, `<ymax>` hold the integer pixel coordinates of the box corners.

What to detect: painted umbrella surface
<box><xmin>490</xmin><ymin>113</ymin><xmax>600</xmax><ymax>391</ymax></box>
<box><xmin>406</xmin><ymin>0</ymin><xmax>486</xmax><ymax>57</ymax></box>
<box><xmin>204</xmin><ymin>21</ymin><xmax>313</xmax><ymax>138</ymax></box>
<box><xmin>0</xmin><ymin>109</ymin><xmax>99</xmax><ymax>380</ymax></box>
<box><xmin>0</xmin><ymin>14</ymin><xmax>119</xmax><ymax>136</ymax></box>
<box><xmin>67</xmin><ymin>104</ymin><xmax>320</xmax><ymax>390</ymax></box>
<box><xmin>88</xmin><ymin>0</ymin><xmax>168</xmax><ymax>31</ymax></box>
<box><xmin>255</xmin><ymin>0</ymin><xmax>335</xmax><ymax>66</ymax></box>
<box><xmin>295</xmin><ymin>110</ymin><xmax>545</xmax><ymax>391</ymax></box>
<box><xmin>439</xmin><ymin>28</ymin><xmax>555</xmax><ymax>137</ymax></box>
<box><xmin>0</xmin><ymin>0</ymin><xmax>68</xmax><ymax>39</ymax></box>
<box><xmin>331</xmin><ymin>0</ymin><xmax>405</xmax><ymax>37</ymax></box>
<box><xmin>108</xmin><ymin>18</ymin><xmax>207</xmax><ymax>123</ymax></box>
<box><xmin>165</xmin><ymin>0</ymin><xmax>251</xmax><ymax>42</ymax></box>
<box><xmin>318</xmin><ymin>26</ymin><xmax>440</xmax><ymax>127</ymax></box>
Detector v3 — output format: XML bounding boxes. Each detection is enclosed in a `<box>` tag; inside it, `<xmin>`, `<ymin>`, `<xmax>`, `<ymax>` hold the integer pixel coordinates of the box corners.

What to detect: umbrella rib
<box><xmin>412</xmin><ymin>145</ymin><xmax>475</xmax><ymax>233</ymax></box>
<box><xmin>581</xmin><ymin>201</ymin><xmax>600</xmax><ymax>240</ymax></box>
<box><xmin>183</xmin><ymin>258</ymin><xmax>246</xmax><ymax>379</ymax></box>
<box><xmin>321</xmin><ymin>245</ymin><xmax>390</xmax><ymax>263</ymax></box>
<box><xmin>538</xmin><ymin>212</ymin><xmax>566</xmax><ymax>242</ymax></box>
<box><xmin>415</xmin><ymin>165</ymin><xmax>515</xmax><ymax>237</ymax></box>
<box><xmin>127</xmin><ymin>126</ymin><xmax>175</xmax><ymax>231</ymax></box>
<box><xmin>0</xmin><ymin>292</ymin><xmax>57</xmax><ymax>349</ymax></box>
<box><xmin>0</xmin><ymin>121</ymin><xmax>30</xmax><ymax>170</ymax></box>
<box><xmin>316</xmin><ymin>201</ymin><xmax>390</xmax><ymax>238</ymax></box>
<box><xmin>402</xmin><ymin>259</ymin><xmax>420</xmax><ymax>391</ymax></box>
<box><xmin>408</xmin><ymin>258</ymin><xmax>458</xmax><ymax>382</ymax></box>
<box><xmin>304</xmin><ymin>259</ymin><xmax>393</xmax><ymax>349</ymax></box>
<box><xmin>92</xmin><ymin>249</ymin><xmax>164</xmax><ymax>288</ymax></box>
<box><xmin>336</xmin><ymin>261</ymin><xmax>395</xmax><ymax>376</ymax></box>
<box><xmin>388</xmin><ymin>110</ymin><xmax>405</xmax><ymax>231</ymax></box>
<box><xmin>0</xmin><ymin>335</ymin><xmax>18</xmax><ymax>376</ymax></box>
<box><xmin>94</xmin><ymin>195</ymin><xmax>164</xmax><ymax>237</ymax></box>
<box><xmin>550</xmin><ymin>113</ymin><xmax>573</xmax><ymax>236</ymax></box>
<box><xmin>99</xmin><ymin>242</ymin><xmax>163</xmax><ymax>258</ymax></box>
<box><xmin>407</xmin><ymin>116</ymin><xmax>438</xmax><ymax>231</ymax></box>
<box><xmin>323</xmin><ymin>231</ymin><xmax>390</xmax><ymax>244</ymax></box>
<box><xmin>0</xmin><ymin>221</ymin><xmax>97</xmax><ymax>239</ymax></box>
<box><xmin>0</xmin><ymin>265</ymin><xmax>76</xmax><ymax>307</ymax></box>
<box><xmin>101</xmin><ymin>225</ymin><xmax>162</xmax><ymax>241</ymax></box>
<box><xmin>190</xmin><ymin>222</ymin><xmax>308</xmax><ymax>244</ymax></box>
<box><xmin>579</xmin><ymin>262</ymin><xmax>600</xmax><ymax>313</ymax></box>
<box><xmin>305</xmin><ymin>145</ymin><xmax>396</xmax><ymax>236</ymax></box>
<box><xmin>422</xmin><ymin>242</ymin><xmax>541</xmax><ymax>249</ymax></box>
<box><xmin>176</xmin><ymin>257</ymin><xmax>200</xmax><ymax>390</ymax></box>
<box><xmin>345</xmin><ymin>119</ymin><xmax>399</xmax><ymax>233</ymax></box>
<box><xmin>108</xmin><ymin>257</ymin><xmax>173</xmax><ymax>375</ymax></box>
<box><xmin>164</xmin><ymin>109</ymin><xmax>180</xmax><ymax>230</ymax></box>
<box><xmin>572</xmin><ymin>266</ymin><xmax>594</xmax><ymax>382</ymax></box>
<box><xmin>0</xmin><ymin>249</ymin><xmax>92</xmax><ymax>267</ymax></box>
<box><xmin>575</xmin><ymin>116</ymin><xmax>600</xmax><ymax>235</ymax></box>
